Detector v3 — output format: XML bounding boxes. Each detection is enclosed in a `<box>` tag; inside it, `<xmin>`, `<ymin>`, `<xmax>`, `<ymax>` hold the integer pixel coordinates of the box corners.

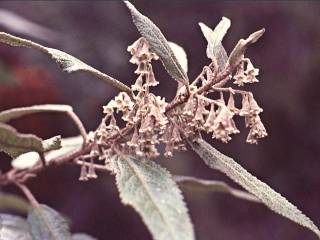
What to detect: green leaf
<box><xmin>0</xmin><ymin>104</ymin><xmax>72</xmax><ymax>123</ymax></box>
<box><xmin>124</xmin><ymin>1</ymin><xmax>189</xmax><ymax>85</ymax></box>
<box><xmin>0</xmin><ymin>123</ymin><xmax>43</xmax><ymax>158</ymax></box>
<box><xmin>228</xmin><ymin>28</ymin><xmax>265</xmax><ymax>70</ymax></box>
<box><xmin>168</xmin><ymin>41</ymin><xmax>188</xmax><ymax>74</ymax></box>
<box><xmin>174</xmin><ymin>175</ymin><xmax>259</xmax><ymax>203</ymax></box>
<box><xmin>72</xmin><ymin>233</ymin><xmax>98</xmax><ymax>240</ymax></box>
<box><xmin>27</xmin><ymin>204</ymin><xmax>71</xmax><ymax>240</ymax></box>
<box><xmin>111</xmin><ymin>155</ymin><xmax>195</xmax><ymax>240</ymax></box>
<box><xmin>199</xmin><ymin>17</ymin><xmax>230</xmax><ymax>69</ymax></box>
<box><xmin>0</xmin><ymin>32</ymin><xmax>131</xmax><ymax>94</ymax></box>
<box><xmin>0</xmin><ymin>214</ymin><xmax>32</xmax><ymax>240</ymax></box>
<box><xmin>0</xmin><ymin>193</ymin><xmax>30</xmax><ymax>213</ymax></box>
<box><xmin>189</xmin><ymin>138</ymin><xmax>320</xmax><ymax>239</ymax></box>
<box><xmin>11</xmin><ymin>136</ymin><xmax>61</xmax><ymax>169</ymax></box>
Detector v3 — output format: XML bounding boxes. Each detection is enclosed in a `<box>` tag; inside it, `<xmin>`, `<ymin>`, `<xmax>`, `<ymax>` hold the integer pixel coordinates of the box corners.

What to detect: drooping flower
<box><xmin>246</xmin><ymin>115</ymin><xmax>267</xmax><ymax>144</ymax></box>
<box><xmin>227</xmin><ymin>93</ymin><xmax>239</xmax><ymax>114</ymax></box>
<box><xmin>204</xmin><ymin>103</ymin><xmax>216</xmax><ymax>132</ymax></box>
<box><xmin>233</xmin><ymin>61</ymin><xmax>246</xmax><ymax>86</ymax></box>
<box><xmin>248</xmin><ymin>93</ymin><xmax>262</xmax><ymax>115</ymax></box>
<box><xmin>239</xmin><ymin>93</ymin><xmax>251</xmax><ymax>116</ymax></box>
<box><xmin>244</xmin><ymin>58</ymin><xmax>259</xmax><ymax>83</ymax></box>
<box><xmin>212</xmin><ymin>105</ymin><xmax>239</xmax><ymax>142</ymax></box>
<box><xmin>79</xmin><ymin>163</ymin><xmax>88</xmax><ymax>181</ymax></box>
<box><xmin>87</xmin><ymin>159</ymin><xmax>98</xmax><ymax>179</ymax></box>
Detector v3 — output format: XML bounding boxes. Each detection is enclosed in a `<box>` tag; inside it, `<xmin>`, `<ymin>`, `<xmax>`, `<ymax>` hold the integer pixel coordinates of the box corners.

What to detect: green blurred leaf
<box><xmin>0</xmin><ymin>122</ymin><xmax>43</xmax><ymax>158</ymax></box>
<box><xmin>124</xmin><ymin>1</ymin><xmax>189</xmax><ymax>85</ymax></box>
<box><xmin>27</xmin><ymin>204</ymin><xmax>71</xmax><ymax>240</ymax></box>
<box><xmin>189</xmin><ymin>138</ymin><xmax>320</xmax><ymax>239</ymax></box>
<box><xmin>0</xmin><ymin>214</ymin><xmax>32</xmax><ymax>240</ymax></box>
<box><xmin>0</xmin><ymin>193</ymin><xmax>30</xmax><ymax>213</ymax></box>
<box><xmin>111</xmin><ymin>154</ymin><xmax>195</xmax><ymax>240</ymax></box>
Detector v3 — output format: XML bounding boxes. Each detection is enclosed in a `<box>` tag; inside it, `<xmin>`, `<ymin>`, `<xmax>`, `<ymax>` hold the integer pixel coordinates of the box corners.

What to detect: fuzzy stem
<box><xmin>15</xmin><ymin>183</ymin><xmax>40</xmax><ymax>208</ymax></box>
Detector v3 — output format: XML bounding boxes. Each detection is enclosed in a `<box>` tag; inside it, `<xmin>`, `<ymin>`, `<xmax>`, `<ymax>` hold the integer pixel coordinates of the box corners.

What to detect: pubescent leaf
<box><xmin>199</xmin><ymin>17</ymin><xmax>230</xmax><ymax>68</ymax></box>
<box><xmin>0</xmin><ymin>122</ymin><xmax>43</xmax><ymax>158</ymax></box>
<box><xmin>27</xmin><ymin>204</ymin><xmax>71</xmax><ymax>240</ymax></box>
<box><xmin>0</xmin><ymin>214</ymin><xmax>32</xmax><ymax>240</ymax></box>
<box><xmin>168</xmin><ymin>41</ymin><xmax>188</xmax><ymax>74</ymax></box>
<box><xmin>0</xmin><ymin>32</ymin><xmax>131</xmax><ymax>94</ymax></box>
<box><xmin>174</xmin><ymin>175</ymin><xmax>259</xmax><ymax>203</ymax></box>
<box><xmin>124</xmin><ymin>1</ymin><xmax>189</xmax><ymax>85</ymax></box>
<box><xmin>0</xmin><ymin>104</ymin><xmax>72</xmax><ymax>123</ymax></box>
<box><xmin>111</xmin><ymin>154</ymin><xmax>195</xmax><ymax>240</ymax></box>
<box><xmin>189</xmin><ymin>138</ymin><xmax>320</xmax><ymax>239</ymax></box>
<box><xmin>228</xmin><ymin>28</ymin><xmax>265</xmax><ymax>70</ymax></box>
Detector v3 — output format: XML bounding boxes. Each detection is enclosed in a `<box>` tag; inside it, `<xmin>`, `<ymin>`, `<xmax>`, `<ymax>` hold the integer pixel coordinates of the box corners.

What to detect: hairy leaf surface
<box><xmin>168</xmin><ymin>41</ymin><xmax>188</xmax><ymax>73</ymax></box>
<box><xmin>111</xmin><ymin>155</ymin><xmax>195</xmax><ymax>240</ymax></box>
<box><xmin>199</xmin><ymin>17</ymin><xmax>230</xmax><ymax>68</ymax></box>
<box><xmin>27</xmin><ymin>204</ymin><xmax>71</xmax><ymax>240</ymax></box>
<box><xmin>0</xmin><ymin>123</ymin><xmax>43</xmax><ymax>158</ymax></box>
<box><xmin>189</xmin><ymin>138</ymin><xmax>320</xmax><ymax>238</ymax></box>
<box><xmin>0</xmin><ymin>214</ymin><xmax>32</xmax><ymax>240</ymax></box>
<box><xmin>228</xmin><ymin>28</ymin><xmax>265</xmax><ymax>70</ymax></box>
<box><xmin>124</xmin><ymin>1</ymin><xmax>189</xmax><ymax>85</ymax></box>
<box><xmin>0</xmin><ymin>32</ymin><xmax>131</xmax><ymax>93</ymax></box>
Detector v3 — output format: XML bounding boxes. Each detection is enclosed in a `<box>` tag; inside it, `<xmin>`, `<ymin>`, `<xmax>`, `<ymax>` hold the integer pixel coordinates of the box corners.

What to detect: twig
<box><xmin>67</xmin><ymin>111</ymin><xmax>87</xmax><ymax>143</ymax></box>
<box><xmin>15</xmin><ymin>183</ymin><xmax>40</xmax><ymax>208</ymax></box>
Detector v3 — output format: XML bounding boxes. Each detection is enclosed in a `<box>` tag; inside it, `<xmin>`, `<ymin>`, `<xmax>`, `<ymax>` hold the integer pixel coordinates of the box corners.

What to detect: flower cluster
<box><xmin>233</xmin><ymin>58</ymin><xmax>259</xmax><ymax>86</ymax></box>
<box><xmin>89</xmin><ymin>37</ymin><xmax>267</xmax><ymax>164</ymax></box>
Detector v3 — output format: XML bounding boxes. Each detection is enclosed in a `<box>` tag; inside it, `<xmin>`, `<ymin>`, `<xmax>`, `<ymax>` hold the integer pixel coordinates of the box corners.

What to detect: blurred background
<box><xmin>0</xmin><ymin>1</ymin><xmax>319</xmax><ymax>240</ymax></box>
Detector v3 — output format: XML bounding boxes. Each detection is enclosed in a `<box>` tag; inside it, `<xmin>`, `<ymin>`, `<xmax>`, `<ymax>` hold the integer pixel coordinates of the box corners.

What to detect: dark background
<box><xmin>0</xmin><ymin>1</ymin><xmax>320</xmax><ymax>240</ymax></box>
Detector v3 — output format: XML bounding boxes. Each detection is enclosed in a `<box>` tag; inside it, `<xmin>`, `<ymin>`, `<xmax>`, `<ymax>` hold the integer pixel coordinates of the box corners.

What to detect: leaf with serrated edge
<box><xmin>72</xmin><ymin>233</ymin><xmax>98</xmax><ymax>240</ymax></box>
<box><xmin>228</xmin><ymin>28</ymin><xmax>265</xmax><ymax>70</ymax></box>
<box><xmin>27</xmin><ymin>204</ymin><xmax>71</xmax><ymax>240</ymax></box>
<box><xmin>124</xmin><ymin>1</ymin><xmax>189</xmax><ymax>85</ymax></box>
<box><xmin>174</xmin><ymin>175</ymin><xmax>259</xmax><ymax>203</ymax></box>
<box><xmin>168</xmin><ymin>42</ymin><xmax>188</xmax><ymax>73</ymax></box>
<box><xmin>0</xmin><ymin>104</ymin><xmax>72</xmax><ymax>123</ymax></box>
<box><xmin>111</xmin><ymin>155</ymin><xmax>195</xmax><ymax>240</ymax></box>
<box><xmin>199</xmin><ymin>18</ymin><xmax>230</xmax><ymax>68</ymax></box>
<box><xmin>0</xmin><ymin>32</ymin><xmax>131</xmax><ymax>94</ymax></box>
<box><xmin>0</xmin><ymin>123</ymin><xmax>43</xmax><ymax>158</ymax></box>
<box><xmin>189</xmin><ymin>138</ymin><xmax>320</xmax><ymax>238</ymax></box>
<box><xmin>0</xmin><ymin>214</ymin><xmax>32</xmax><ymax>240</ymax></box>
